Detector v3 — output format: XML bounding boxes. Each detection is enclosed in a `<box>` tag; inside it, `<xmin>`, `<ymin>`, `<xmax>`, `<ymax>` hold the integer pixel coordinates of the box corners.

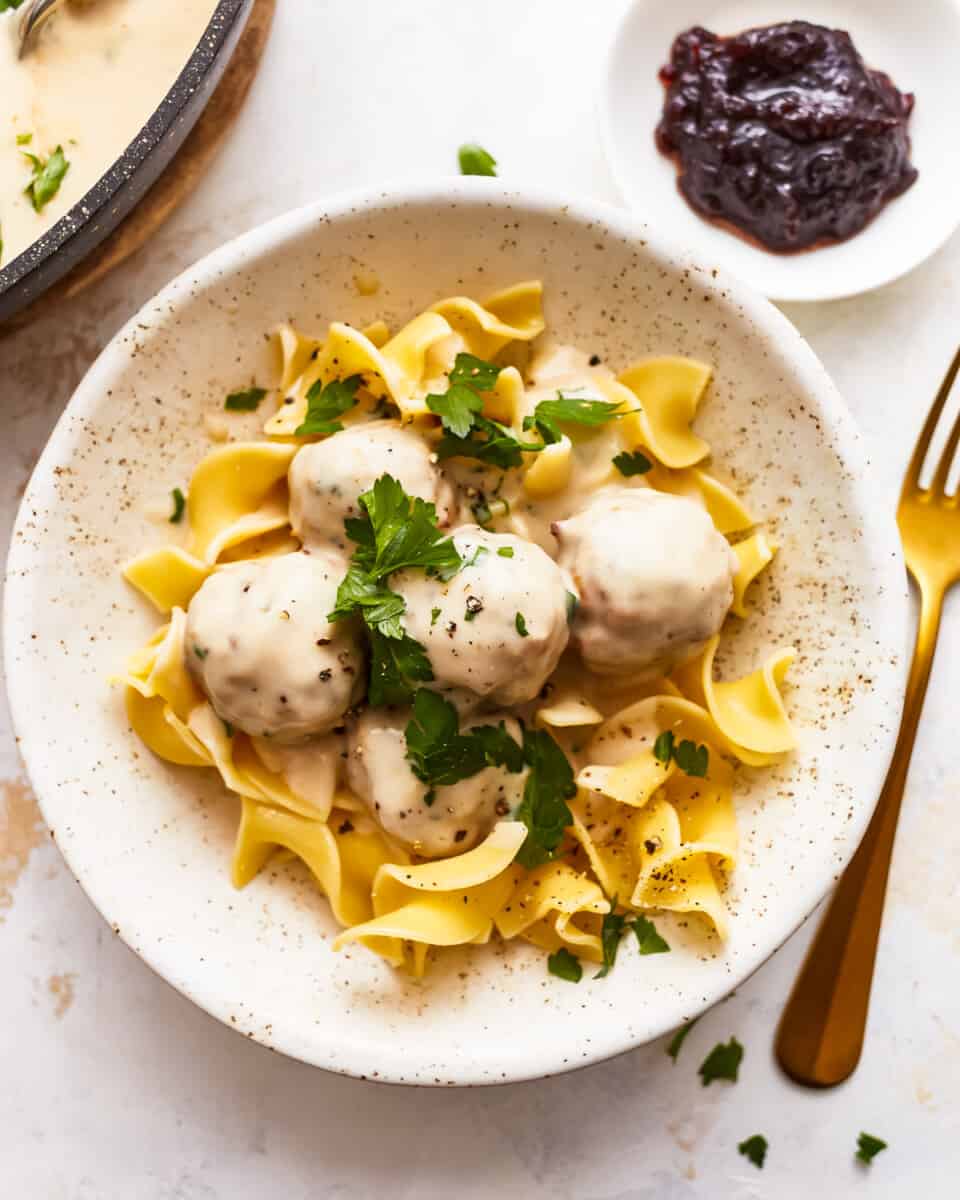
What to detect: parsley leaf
<box><xmin>23</xmin><ymin>145</ymin><xmax>70</xmax><ymax>213</ymax></box>
<box><xmin>513</xmin><ymin>728</ymin><xmax>576</xmax><ymax>868</ymax></box>
<box><xmin>404</xmin><ymin>689</ymin><xmax>523</xmax><ymax>800</ymax></box>
<box><xmin>547</xmin><ymin>947</ymin><xmax>582</xmax><ymax>983</ymax></box>
<box><xmin>738</xmin><ymin>1135</ymin><xmax>767</xmax><ymax>1169</ymax></box>
<box><xmin>0</xmin><ymin>1</ymin><xmax>27</xmax><ymax>10</ymax></box>
<box><xmin>16</xmin><ymin>132</ymin><xmax>32</xmax><ymax>146</ymax></box>
<box><xmin>565</xmin><ymin>590</ymin><xmax>579</xmax><ymax>622</ymax></box>
<box><xmin>497</xmin><ymin>546</ymin><xmax>514</xmax><ymax>558</ymax></box>
<box><xmin>666</xmin><ymin>1018</ymin><xmax>698</xmax><ymax>1062</ymax></box>
<box><xmin>344</xmin><ymin>474</ymin><xmax>462</xmax><ymax>582</ymax></box>
<box><xmin>225</xmin><ymin>386</ymin><xmax>267</xmax><ymax>412</ymax></box>
<box><xmin>515</xmin><ymin>612</ymin><xmax>529</xmax><ymax>638</ymax></box>
<box><xmin>169</xmin><ymin>487</ymin><xmax>186</xmax><ymax>524</ymax></box>
<box><xmin>595</xmin><ymin>906</ymin><xmax>628</xmax><ymax>979</ymax></box>
<box><xmin>449</xmin><ymin>352</ymin><xmax>502</xmax><ymax>392</ymax></box>
<box><xmin>368</xmin><ymin>628</ymin><xmax>434</xmax><ymax>707</ymax></box>
<box><xmin>458</xmin><ymin>143</ymin><xmax>497</xmax><ymax>176</ymax></box>
<box><xmin>329</xmin><ymin>475</ymin><xmax>461</xmax><ymax>706</ymax></box>
<box><xmin>653</xmin><ymin>730</ymin><xmax>709</xmax><ymax>778</ymax></box>
<box><xmin>437</xmin><ymin>415</ymin><xmax>541</xmax><ymax>469</ymax></box>
<box><xmin>524</xmin><ymin>393</ymin><xmax>622</xmax><ymax>445</ymax></box>
<box><xmin>294</xmin><ymin>374</ymin><xmax>363</xmax><ymax>436</ymax></box>
<box><xmin>674</xmin><ymin>739</ymin><xmax>709</xmax><ymax>778</ymax></box>
<box><xmin>653</xmin><ymin>730</ymin><xmax>674</xmax><ymax>763</ymax></box>
<box><xmin>613</xmin><ymin>449</ymin><xmax>652</xmax><ymax>477</ymax></box>
<box><xmin>698</xmin><ymin>1037</ymin><xmax>744</xmax><ymax>1086</ymax></box>
<box><xmin>856</xmin><ymin>1133</ymin><xmax>887</xmax><ymax>1165</ymax></box>
<box><xmin>632</xmin><ymin>914</ymin><xmax>671</xmax><ymax>955</ymax></box>
<box><xmin>427</xmin><ymin>382</ymin><xmax>484</xmax><ymax>439</ymax></box>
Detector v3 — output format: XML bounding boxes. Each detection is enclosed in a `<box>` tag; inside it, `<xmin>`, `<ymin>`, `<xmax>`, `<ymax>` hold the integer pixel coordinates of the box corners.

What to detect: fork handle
<box><xmin>775</xmin><ymin>580</ymin><xmax>943</xmax><ymax>1086</ymax></box>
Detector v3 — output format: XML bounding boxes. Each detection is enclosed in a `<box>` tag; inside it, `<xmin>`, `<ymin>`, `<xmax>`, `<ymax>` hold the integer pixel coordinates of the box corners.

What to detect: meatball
<box><xmin>288</xmin><ymin>420</ymin><xmax>454</xmax><ymax>548</ymax></box>
<box><xmin>346</xmin><ymin>707</ymin><xmax>526</xmax><ymax>857</ymax></box>
<box><xmin>394</xmin><ymin>526</ymin><xmax>571</xmax><ymax>708</ymax></box>
<box><xmin>185</xmin><ymin>550</ymin><xmax>364</xmax><ymax>741</ymax></box>
<box><xmin>555</xmin><ymin>489</ymin><xmax>737</xmax><ymax>676</ymax></box>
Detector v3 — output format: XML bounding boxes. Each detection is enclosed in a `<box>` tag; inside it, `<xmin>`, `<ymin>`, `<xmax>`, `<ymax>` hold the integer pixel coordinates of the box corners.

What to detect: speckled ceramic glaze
<box><xmin>3</xmin><ymin>183</ymin><xmax>910</xmax><ymax>1085</ymax></box>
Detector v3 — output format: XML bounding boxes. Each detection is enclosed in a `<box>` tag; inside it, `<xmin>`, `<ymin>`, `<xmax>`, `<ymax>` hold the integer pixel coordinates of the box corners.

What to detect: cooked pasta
<box><xmin>115</xmin><ymin>281</ymin><xmax>793</xmax><ymax>979</ymax></box>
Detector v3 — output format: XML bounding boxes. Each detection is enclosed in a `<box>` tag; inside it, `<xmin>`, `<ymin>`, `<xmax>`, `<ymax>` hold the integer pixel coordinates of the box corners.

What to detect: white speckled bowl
<box><xmin>4</xmin><ymin>182</ymin><xmax>909</xmax><ymax>1085</ymax></box>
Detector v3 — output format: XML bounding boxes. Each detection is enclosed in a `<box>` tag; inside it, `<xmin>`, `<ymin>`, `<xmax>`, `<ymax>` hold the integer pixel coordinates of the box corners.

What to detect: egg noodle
<box><xmin>115</xmin><ymin>281</ymin><xmax>794</xmax><ymax>976</ymax></box>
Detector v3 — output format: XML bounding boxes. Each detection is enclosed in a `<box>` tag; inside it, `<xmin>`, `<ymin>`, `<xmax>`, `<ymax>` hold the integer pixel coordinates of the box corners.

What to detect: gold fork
<box><xmin>775</xmin><ymin>345</ymin><xmax>960</xmax><ymax>1087</ymax></box>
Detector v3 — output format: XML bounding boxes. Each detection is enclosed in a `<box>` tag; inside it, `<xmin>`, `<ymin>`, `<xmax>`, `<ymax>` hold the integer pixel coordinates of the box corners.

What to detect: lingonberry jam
<box><xmin>655</xmin><ymin>21</ymin><xmax>918</xmax><ymax>252</ymax></box>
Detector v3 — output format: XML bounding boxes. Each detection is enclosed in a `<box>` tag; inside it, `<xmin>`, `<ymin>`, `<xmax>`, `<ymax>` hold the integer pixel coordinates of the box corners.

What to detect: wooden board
<box><xmin>5</xmin><ymin>0</ymin><xmax>275</xmax><ymax>333</ymax></box>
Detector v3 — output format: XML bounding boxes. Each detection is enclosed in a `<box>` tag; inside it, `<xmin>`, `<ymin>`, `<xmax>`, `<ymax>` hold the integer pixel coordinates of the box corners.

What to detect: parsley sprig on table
<box><xmin>698</xmin><ymin>1036</ymin><xmax>744</xmax><ymax>1085</ymax></box>
<box><xmin>855</xmin><ymin>1133</ymin><xmax>887</xmax><ymax>1165</ymax></box>
<box><xmin>405</xmin><ymin>690</ymin><xmax>524</xmax><ymax>805</ymax></box>
<box><xmin>738</xmin><ymin>1135</ymin><xmax>768</xmax><ymax>1169</ymax></box>
<box><xmin>329</xmin><ymin>474</ymin><xmax>461</xmax><ymax>705</ymax></box>
<box><xmin>295</xmin><ymin>374</ymin><xmax>364</xmax><ymax>436</ymax></box>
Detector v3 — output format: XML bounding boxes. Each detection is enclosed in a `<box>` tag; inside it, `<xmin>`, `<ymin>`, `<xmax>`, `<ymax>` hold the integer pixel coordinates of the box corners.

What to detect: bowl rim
<box><xmin>0</xmin><ymin>0</ymin><xmax>250</xmax><ymax>301</ymax></box>
<box><xmin>3</xmin><ymin>179</ymin><xmax>911</xmax><ymax>1084</ymax></box>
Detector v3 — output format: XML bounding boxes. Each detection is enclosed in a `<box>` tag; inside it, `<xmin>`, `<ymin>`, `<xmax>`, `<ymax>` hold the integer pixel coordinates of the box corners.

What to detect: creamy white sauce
<box><xmin>1</xmin><ymin>0</ymin><xmax>218</xmax><ymax>266</ymax></box>
<box><xmin>186</xmin><ymin>550</ymin><xmax>365</xmax><ymax>742</ymax></box>
<box><xmin>185</xmin><ymin>340</ymin><xmax>738</xmax><ymax>856</ymax></box>
<box><xmin>288</xmin><ymin>419</ymin><xmax>454</xmax><ymax>550</ymax></box>
<box><xmin>394</xmin><ymin>524</ymin><xmax>571</xmax><ymax>709</ymax></box>
<box><xmin>346</xmin><ymin>708</ymin><xmax>527</xmax><ymax>857</ymax></box>
<box><xmin>556</xmin><ymin>489</ymin><xmax>737</xmax><ymax>677</ymax></box>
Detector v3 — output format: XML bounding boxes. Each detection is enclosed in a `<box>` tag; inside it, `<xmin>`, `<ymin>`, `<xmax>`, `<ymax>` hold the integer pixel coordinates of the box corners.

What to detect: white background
<box><xmin>2</xmin><ymin>1</ymin><xmax>959</xmax><ymax>1195</ymax></box>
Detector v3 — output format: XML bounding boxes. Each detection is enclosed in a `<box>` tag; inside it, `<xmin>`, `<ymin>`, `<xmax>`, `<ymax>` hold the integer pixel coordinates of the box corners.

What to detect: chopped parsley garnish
<box><xmin>515</xmin><ymin>612</ymin><xmax>529</xmax><ymax>637</ymax></box>
<box><xmin>462</xmin><ymin>544</ymin><xmax>488</xmax><ymax>569</ymax></box>
<box><xmin>222</xmin><ymin>720</ymin><xmax>235</xmax><ymax>739</ymax></box>
<box><xmin>856</xmin><ymin>1133</ymin><xmax>887</xmax><ymax>1164</ymax></box>
<box><xmin>613</xmin><ymin>449</ymin><xmax>653</xmax><ymax>477</ymax></box>
<box><xmin>224</xmin><ymin>386</ymin><xmax>267</xmax><ymax>412</ymax></box>
<box><xmin>294</xmin><ymin>374</ymin><xmax>363</xmax><ymax>436</ymax></box>
<box><xmin>595</xmin><ymin>904</ymin><xmax>670</xmax><ymax>977</ymax></box>
<box><xmin>23</xmin><ymin>145</ymin><xmax>70</xmax><ymax>213</ymax></box>
<box><xmin>653</xmin><ymin>730</ymin><xmax>709</xmax><ymax>778</ymax></box>
<box><xmin>430</xmin><ymin>606</ymin><xmax>441</xmax><ymax>627</ymax></box>
<box><xmin>329</xmin><ymin>474</ymin><xmax>462</xmax><ymax>705</ymax></box>
<box><xmin>193</xmin><ymin>645</ymin><xmax>208</xmax><ymax>660</ymax></box>
<box><xmin>169</xmin><ymin>487</ymin><xmax>186</xmax><ymax>524</ymax></box>
<box><xmin>565</xmin><ymin>590</ymin><xmax>579</xmax><ymax>623</ymax></box>
<box><xmin>595</xmin><ymin>906</ymin><xmax>628</xmax><ymax>979</ymax></box>
<box><xmin>429</xmin><ymin>352</ymin><xmax>541</xmax><ymax>469</ymax></box>
<box><xmin>523</xmin><ymin>392</ymin><xmax>622</xmax><ymax>445</ymax></box>
<box><xmin>666</xmin><ymin>1018</ymin><xmax>698</xmax><ymax>1062</ymax></box>
<box><xmin>367</xmin><ymin>628</ymin><xmax>434</xmax><ymax>708</ymax></box>
<box><xmin>738</xmin><ymin>1135</ymin><xmax>767</xmax><ymax>1169</ymax></box>
<box><xmin>458</xmin><ymin>143</ymin><xmax>497</xmax><ymax>176</ymax></box>
<box><xmin>632</xmin><ymin>914</ymin><xmax>671</xmax><ymax>955</ymax></box>
<box><xmin>497</xmin><ymin>546</ymin><xmax>514</xmax><ymax>558</ymax></box>
<box><xmin>547</xmin><ymin>947</ymin><xmax>582</xmax><ymax>983</ymax></box>
<box><xmin>16</xmin><ymin>132</ymin><xmax>32</xmax><ymax>146</ymax></box>
<box><xmin>404</xmin><ymin>689</ymin><xmax>523</xmax><ymax>803</ymax></box>
<box><xmin>698</xmin><ymin>1037</ymin><xmax>743</xmax><ymax>1086</ymax></box>
<box><xmin>513</xmin><ymin>728</ymin><xmax>576</xmax><ymax>868</ymax></box>
<box><xmin>0</xmin><ymin>1</ymin><xmax>27</xmax><ymax>10</ymax></box>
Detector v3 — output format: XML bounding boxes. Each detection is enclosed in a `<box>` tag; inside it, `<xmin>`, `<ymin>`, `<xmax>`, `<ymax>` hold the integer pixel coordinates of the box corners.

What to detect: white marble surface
<box><xmin>1</xmin><ymin>1</ymin><xmax>958</xmax><ymax>1195</ymax></box>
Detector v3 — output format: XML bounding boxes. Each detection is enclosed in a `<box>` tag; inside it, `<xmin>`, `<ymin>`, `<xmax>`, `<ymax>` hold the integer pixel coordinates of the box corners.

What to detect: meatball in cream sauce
<box><xmin>394</xmin><ymin>526</ymin><xmax>571</xmax><ymax>708</ymax></box>
<box><xmin>288</xmin><ymin>420</ymin><xmax>454</xmax><ymax>548</ymax></box>
<box><xmin>347</xmin><ymin>707</ymin><xmax>526</xmax><ymax>857</ymax></box>
<box><xmin>555</xmin><ymin>489</ymin><xmax>737</xmax><ymax>677</ymax></box>
<box><xmin>186</xmin><ymin>550</ymin><xmax>364</xmax><ymax>741</ymax></box>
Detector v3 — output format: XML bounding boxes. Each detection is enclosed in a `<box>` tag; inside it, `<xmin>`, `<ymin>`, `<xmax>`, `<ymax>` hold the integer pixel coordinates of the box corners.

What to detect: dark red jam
<box><xmin>655</xmin><ymin>21</ymin><xmax>918</xmax><ymax>252</ymax></box>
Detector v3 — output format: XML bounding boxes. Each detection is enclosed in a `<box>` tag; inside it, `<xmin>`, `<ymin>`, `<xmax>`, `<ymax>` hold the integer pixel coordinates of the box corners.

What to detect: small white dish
<box><xmin>602</xmin><ymin>0</ymin><xmax>960</xmax><ymax>301</ymax></box>
<box><xmin>4</xmin><ymin>182</ymin><xmax>909</xmax><ymax>1084</ymax></box>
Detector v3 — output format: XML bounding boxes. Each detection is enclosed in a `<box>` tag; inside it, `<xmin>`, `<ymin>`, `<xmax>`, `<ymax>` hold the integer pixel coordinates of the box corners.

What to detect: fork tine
<box><xmin>902</xmin><ymin>344</ymin><xmax>960</xmax><ymax>493</ymax></box>
<box><xmin>930</xmin><ymin>401</ymin><xmax>960</xmax><ymax>496</ymax></box>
